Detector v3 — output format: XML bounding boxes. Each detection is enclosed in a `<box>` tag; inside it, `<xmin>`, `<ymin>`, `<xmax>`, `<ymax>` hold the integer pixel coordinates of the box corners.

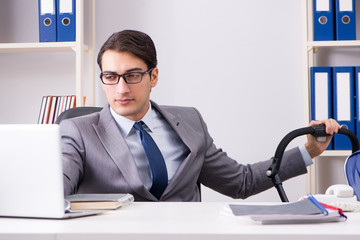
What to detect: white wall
<box><xmin>0</xmin><ymin>0</ymin><xmax>307</xmax><ymax>202</ymax></box>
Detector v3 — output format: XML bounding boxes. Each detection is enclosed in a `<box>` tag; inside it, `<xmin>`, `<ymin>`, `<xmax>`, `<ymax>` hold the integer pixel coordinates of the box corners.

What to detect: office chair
<box><xmin>55</xmin><ymin>106</ymin><xmax>103</xmax><ymax>124</ymax></box>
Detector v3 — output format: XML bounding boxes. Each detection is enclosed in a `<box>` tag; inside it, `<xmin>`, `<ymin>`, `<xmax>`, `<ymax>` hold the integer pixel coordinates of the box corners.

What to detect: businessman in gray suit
<box><xmin>60</xmin><ymin>30</ymin><xmax>340</xmax><ymax>201</ymax></box>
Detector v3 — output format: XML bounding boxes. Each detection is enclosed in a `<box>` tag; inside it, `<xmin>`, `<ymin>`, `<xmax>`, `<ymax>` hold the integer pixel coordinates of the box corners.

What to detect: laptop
<box><xmin>0</xmin><ymin>124</ymin><xmax>103</xmax><ymax>219</ymax></box>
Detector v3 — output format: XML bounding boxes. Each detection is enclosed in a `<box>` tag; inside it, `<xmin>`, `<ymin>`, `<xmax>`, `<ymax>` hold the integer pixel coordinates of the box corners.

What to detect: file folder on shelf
<box><xmin>57</xmin><ymin>0</ymin><xmax>76</xmax><ymax>42</ymax></box>
<box><xmin>311</xmin><ymin>67</ymin><xmax>333</xmax><ymax>150</ymax></box>
<box><xmin>313</xmin><ymin>0</ymin><xmax>335</xmax><ymax>41</ymax></box>
<box><xmin>355</xmin><ymin>67</ymin><xmax>360</xmax><ymax>146</ymax></box>
<box><xmin>332</xmin><ymin>66</ymin><xmax>355</xmax><ymax>150</ymax></box>
<box><xmin>38</xmin><ymin>0</ymin><xmax>57</xmax><ymax>42</ymax></box>
<box><xmin>335</xmin><ymin>0</ymin><xmax>356</xmax><ymax>40</ymax></box>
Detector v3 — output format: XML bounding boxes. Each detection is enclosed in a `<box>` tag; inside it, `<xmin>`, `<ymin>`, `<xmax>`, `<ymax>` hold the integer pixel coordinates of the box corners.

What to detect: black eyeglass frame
<box><xmin>100</xmin><ymin>68</ymin><xmax>154</xmax><ymax>85</ymax></box>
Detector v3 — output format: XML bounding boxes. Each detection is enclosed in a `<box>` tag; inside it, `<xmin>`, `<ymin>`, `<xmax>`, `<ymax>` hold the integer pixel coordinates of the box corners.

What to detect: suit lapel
<box><xmin>151</xmin><ymin>102</ymin><xmax>198</xmax><ymax>195</ymax></box>
<box><xmin>151</xmin><ymin>102</ymin><xmax>195</xmax><ymax>151</ymax></box>
<box><xmin>93</xmin><ymin>106</ymin><xmax>156</xmax><ymax>200</ymax></box>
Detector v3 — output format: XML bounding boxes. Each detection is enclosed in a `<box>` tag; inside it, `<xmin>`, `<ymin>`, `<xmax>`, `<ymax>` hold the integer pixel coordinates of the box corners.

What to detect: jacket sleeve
<box><xmin>59</xmin><ymin>119</ymin><xmax>86</xmax><ymax>196</ymax></box>
<box><xmin>195</xmin><ymin>109</ymin><xmax>308</xmax><ymax>199</ymax></box>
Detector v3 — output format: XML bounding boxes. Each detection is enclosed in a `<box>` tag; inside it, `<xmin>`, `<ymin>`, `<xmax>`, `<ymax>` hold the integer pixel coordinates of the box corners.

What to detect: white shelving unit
<box><xmin>302</xmin><ymin>0</ymin><xmax>359</xmax><ymax>194</ymax></box>
<box><xmin>0</xmin><ymin>0</ymin><xmax>95</xmax><ymax>107</ymax></box>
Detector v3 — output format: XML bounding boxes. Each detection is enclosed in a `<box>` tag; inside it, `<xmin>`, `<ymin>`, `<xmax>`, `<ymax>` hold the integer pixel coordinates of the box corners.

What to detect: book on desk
<box><xmin>65</xmin><ymin>193</ymin><xmax>134</xmax><ymax>210</ymax></box>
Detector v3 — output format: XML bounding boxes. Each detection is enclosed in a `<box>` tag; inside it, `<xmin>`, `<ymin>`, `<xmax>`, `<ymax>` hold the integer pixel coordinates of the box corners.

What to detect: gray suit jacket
<box><xmin>60</xmin><ymin>101</ymin><xmax>307</xmax><ymax>201</ymax></box>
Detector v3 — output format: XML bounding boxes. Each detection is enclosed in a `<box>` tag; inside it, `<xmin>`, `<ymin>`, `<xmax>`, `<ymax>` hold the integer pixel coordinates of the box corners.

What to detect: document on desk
<box><xmin>229</xmin><ymin>197</ymin><xmax>347</xmax><ymax>224</ymax></box>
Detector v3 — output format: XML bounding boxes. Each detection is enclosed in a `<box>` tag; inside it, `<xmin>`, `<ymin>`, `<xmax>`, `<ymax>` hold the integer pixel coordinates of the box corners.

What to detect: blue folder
<box><xmin>332</xmin><ymin>66</ymin><xmax>355</xmax><ymax>150</ymax></box>
<box><xmin>355</xmin><ymin>67</ymin><xmax>360</xmax><ymax>147</ymax></box>
<box><xmin>313</xmin><ymin>0</ymin><xmax>335</xmax><ymax>41</ymax></box>
<box><xmin>335</xmin><ymin>0</ymin><xmax>356</xmax><ymax>40</ymax></box>
<box><xmin>57</xmin><ymin>0</ymin><xmax>76</xmax><ymax>42</ymax></box>
<box><xmin>38</xmin><ymin>0</ymin><xmax>57</xmax><ymax>42</ymax></box>
<box><xmin>311</xmin><ymin>67</ymin><xmax>333</xmax><ymax>150</ymax></box>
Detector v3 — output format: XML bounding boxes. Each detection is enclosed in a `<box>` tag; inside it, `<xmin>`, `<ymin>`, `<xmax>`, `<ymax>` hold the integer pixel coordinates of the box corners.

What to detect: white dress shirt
<box><xmin>110</xmin><ymin>103</ymin><xmax>189</xmax><ymax>190</ymax></box>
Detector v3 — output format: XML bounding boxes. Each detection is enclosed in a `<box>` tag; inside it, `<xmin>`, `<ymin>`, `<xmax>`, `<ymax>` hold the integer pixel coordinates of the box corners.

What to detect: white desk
<box><xmin>0</xmin><ymin>202</ymin><xmax>359</xmax><ymax>240</ymax></box>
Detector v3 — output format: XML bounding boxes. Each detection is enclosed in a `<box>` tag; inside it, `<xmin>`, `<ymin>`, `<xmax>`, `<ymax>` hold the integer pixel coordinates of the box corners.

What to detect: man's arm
<box><xmin>60</xmin><ymin>119</ymin><xmax>86</xmax><ymax>196</ymax></box>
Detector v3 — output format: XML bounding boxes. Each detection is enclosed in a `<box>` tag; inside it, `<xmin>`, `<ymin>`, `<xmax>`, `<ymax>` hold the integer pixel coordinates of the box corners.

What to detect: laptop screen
<box><xmin>0</xmin><ymin>124</ymin><xmax>65</xmax><ymax>218</ymax></box>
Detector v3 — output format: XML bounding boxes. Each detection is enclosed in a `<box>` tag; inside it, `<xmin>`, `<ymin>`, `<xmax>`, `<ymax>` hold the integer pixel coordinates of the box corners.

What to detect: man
<box><xmin>60</xmin><ymin>30</ymin><xmax>340</xmax><ymax>201</ymax></box>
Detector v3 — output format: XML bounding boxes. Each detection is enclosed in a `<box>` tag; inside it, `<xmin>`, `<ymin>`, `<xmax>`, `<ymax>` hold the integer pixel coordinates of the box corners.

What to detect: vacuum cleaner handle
<box><xmin>267</xmin><ymin>124</ymin><xmax>359</xmax><ymax>202</ymax></box>
<box><xmin>268</xmin><ymin>125</ymin><xmax>359</xmax><ymax>177</ymax></box>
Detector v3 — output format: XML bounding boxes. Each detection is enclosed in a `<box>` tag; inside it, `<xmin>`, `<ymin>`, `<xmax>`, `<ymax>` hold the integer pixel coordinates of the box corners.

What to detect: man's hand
<box><xmin>305</xmin><ymin>119</ymin><xmax>341</xmax><ymax>159</ymax></box>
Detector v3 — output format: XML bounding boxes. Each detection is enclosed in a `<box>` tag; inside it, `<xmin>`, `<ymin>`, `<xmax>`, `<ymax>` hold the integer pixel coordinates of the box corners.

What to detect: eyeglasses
<box><xmin>100</xmin><ymin>68</ymin><xmax>154</xmax><ymax>85</ymax></box>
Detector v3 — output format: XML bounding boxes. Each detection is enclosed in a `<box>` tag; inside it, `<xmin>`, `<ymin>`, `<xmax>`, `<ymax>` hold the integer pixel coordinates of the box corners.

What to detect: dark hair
<box><xmin>97</xmin><ymin>30</ymin><xmax>157</xmax><ymax>71</ymax></box>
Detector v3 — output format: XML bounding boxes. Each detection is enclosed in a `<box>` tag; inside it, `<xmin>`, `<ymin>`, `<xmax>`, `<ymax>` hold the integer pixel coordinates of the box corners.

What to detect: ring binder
<box><xmin>313</xmin><ymin>0</ymin><xmax>335</xmax><ymax>41</ymax></box>
<box><xmin>38</xmin><ymin>0</ymin><xmax>57</xmax><ymax>42</ymax></box>
<box><xmin>335</xmin><ymin>0</ymin><xmax>356</xmax><ymax>40</ymax></box>
<box><xmin>57</xmin><ymin>0</ymin><xmax>76</xmax><ymax>42</ymax></box>
<box><xmin>332</xmin><ymin>66</ymin><xmax>355</xmax><ymax>150</ymax></box>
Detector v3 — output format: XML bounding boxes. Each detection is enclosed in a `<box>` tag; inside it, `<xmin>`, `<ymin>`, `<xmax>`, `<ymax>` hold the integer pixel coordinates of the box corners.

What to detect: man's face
<box><xmin>101</xmin><ymin>50</ymin><xmax>158</xmax><ymax>121</ymax></box>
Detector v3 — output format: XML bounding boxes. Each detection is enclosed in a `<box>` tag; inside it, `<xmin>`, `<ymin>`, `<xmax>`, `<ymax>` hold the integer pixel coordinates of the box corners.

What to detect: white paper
<box><xmin>250</xmin><ymin>211</ymin><xmax>345</xmax><ymax>224</ymax></box>
<box><xmin>339</xmin><ymin>0</ymin><xmax>353</xmax><ymax>12</ymax></box>
<box><xmin>40</xmin><ymin>0</ymin><xmax>55</xmax><ymax>15</ymax></box>
<box><xmin>358</xmin><ymin>73</ymin><xmax>360</xmax><ymax>119</ymax></box>
<box><xmin>337</xmin><ymin>72</ymin><xmax>351</xmax><ymax>121</ymax></box>
<box><xmin>316</xmin><ymin>0</ymin><xmax>330</xmax><ymax>12</ymax></box>
<box><xmin>59</xmin><ymin>0</ymin><xmax>73</xmax><ymax>14</ymax></box>
<box><xmin>315</xmin><ymin>72</ymin><xmax>329</xmax><ymax>120</ymax></box>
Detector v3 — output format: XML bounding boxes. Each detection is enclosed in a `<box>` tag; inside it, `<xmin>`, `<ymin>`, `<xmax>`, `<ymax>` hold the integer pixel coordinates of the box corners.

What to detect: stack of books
<box><xmin>38</xmin><ymin>95</ymin><xmax>76</xmax><ymax>124</ymax></box>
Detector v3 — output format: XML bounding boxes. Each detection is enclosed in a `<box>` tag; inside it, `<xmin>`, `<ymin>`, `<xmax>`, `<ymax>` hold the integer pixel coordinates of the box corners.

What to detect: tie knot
<box><xmin>133</xmin><ymin>121</ymin><xmax>145</xmax><ymax>131</ymax></box>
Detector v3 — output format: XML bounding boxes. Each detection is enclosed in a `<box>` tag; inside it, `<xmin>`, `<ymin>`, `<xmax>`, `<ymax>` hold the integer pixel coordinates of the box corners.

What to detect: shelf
<box><xmin>0</xmin><ymin>0</ymin><xmax>95</xmax><ymax>107</ymax></box>
<box><xmin>320</xmin><ymin>150</ymin><xmax>352</xmax><ymax>157</ymax></box>
<box><xmin>302</xmin><ymin>0</ymin><xmax>360</xmax><ymax>194</ymax></box>
<box><xmin>307</xmin><ymin>40</ymin><xmax>360</xmax><ymax>49</ymax></box>
<box><xmin>0</xmin><ymin>42</ymin><xmax>89</xmax><ymax>53</ymax></box>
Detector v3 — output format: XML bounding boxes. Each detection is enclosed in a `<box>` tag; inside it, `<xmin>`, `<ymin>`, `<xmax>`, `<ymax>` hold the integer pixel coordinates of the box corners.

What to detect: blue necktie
<box><xmin>133</xmin><ymin>121</ymin><xmax>168</xmax><ymax>199</ymax></box>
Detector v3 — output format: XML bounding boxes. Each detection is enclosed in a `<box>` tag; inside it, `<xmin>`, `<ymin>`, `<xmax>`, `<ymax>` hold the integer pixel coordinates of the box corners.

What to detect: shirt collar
<box><xmin>110</xmin><ymin>102</ymin><xmax>156</xmax><ymax>137</ymax></box>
